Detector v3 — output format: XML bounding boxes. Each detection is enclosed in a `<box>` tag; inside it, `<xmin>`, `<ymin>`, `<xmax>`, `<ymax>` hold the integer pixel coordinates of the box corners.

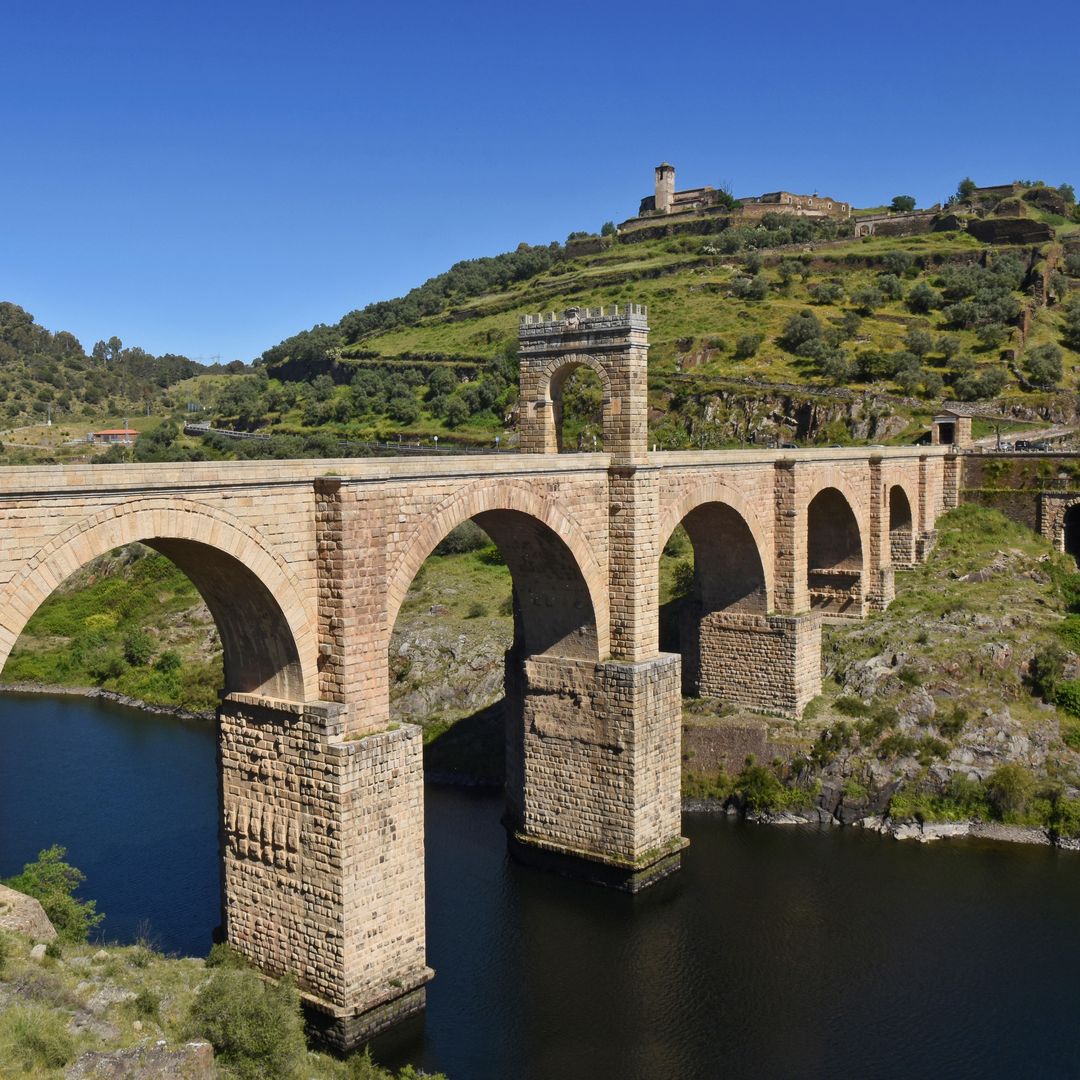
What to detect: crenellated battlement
<box><xmin>519</xmin><ymin>304</ymin><xmax>647</xmax><ymax>329</ymax></box>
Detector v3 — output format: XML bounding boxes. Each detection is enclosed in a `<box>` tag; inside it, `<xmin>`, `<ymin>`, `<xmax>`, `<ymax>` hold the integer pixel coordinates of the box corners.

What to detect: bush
<box><xmin>778</xmin><ymin>310</ymin><xmax>822</xmax><ymax>354</ymax></box>
<box><xmin>851</xmin><ymin>285</ymin><xmax>883</xmax><ymax>313</ymax></box>
<box><xmin>1055</xmin><ymin>679</ymin><xmax>1080</xmax><ymax>719</ymax></box>
<box><xmin>986</xmin><ymin>763</ymin><xmax>1034</xmax><ymax>817</ymax></box>
<box><xmin>3</xmin><ymin>845</ymin><xmax>103</xmax><ymax>944</ymax></box>
<box><xmin>907</xmin><ymin>281</ymin><xmax>940</xmax><ymax>314</ymax></box>
<box><xmin>466</xmin><ymin>602</ymin><xmax>487</xmax><ymax>619</ymax></box>
<box><xmin>1062</xmin><ymin>298</ymin><xmax>1080</xmax><ymax>351</ymax></box>
<box><xmin>890</xmin><ymin>195</ymin><xmax>916</xmax><ymax>213</ymax></box>
<box><xmin>186</xmin><ymin>969</ymin><xmax>306</xmax><ymax>1080</ymax></box>
<box><xmin>433</xmin><ymin>521</ymin><xmax>489</xmax><ymax>555</ymax></box>
<box><xmin>1029</xmin><ymin>645</ymin><xmax>1068</xmax><ymax>701</ymax></box>
<box><xmin>1023</xmin><ymin>342</ymin><xmax>1063</xmax><ymax>388</ymax></box>
<box><xmin>808</xmin><ymin>281</ymin><xmax>844</xmax><ymax>305</ymax></box>
<box><xmin>0</xmin><ymin>931</ymin><xmax>8</xmax><ymax>973</ymax></box>
<box><xmin>733</xmin><ymin>332</ymin><xmax>764</xmax><ymax>359</ymax></box>
<box><xmin>0</xmin><ymin>1003</ymin><xmax>75</xmax><ymax>1073</ymax></box>
<box><xmin>123</xmin><ymin>628</ymin><xmax>155</xmax><ymax>667</ymax></box>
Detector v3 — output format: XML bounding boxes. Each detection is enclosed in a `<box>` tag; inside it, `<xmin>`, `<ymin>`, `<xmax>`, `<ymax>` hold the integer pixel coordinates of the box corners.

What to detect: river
<box><xmin>2</xmin><ymin>692</ymin><xmax>1079</xmax><ymax>1079</ymax></box>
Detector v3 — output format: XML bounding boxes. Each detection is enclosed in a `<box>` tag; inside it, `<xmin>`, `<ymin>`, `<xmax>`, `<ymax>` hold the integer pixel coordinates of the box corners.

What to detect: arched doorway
<box><xmin>807</xmin><ymin>487</ymin><xmax>864</xmax><ymax>616</ymax></box>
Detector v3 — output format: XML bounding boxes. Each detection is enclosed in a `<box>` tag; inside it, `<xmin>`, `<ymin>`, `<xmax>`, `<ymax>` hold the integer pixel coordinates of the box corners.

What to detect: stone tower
<box><xmin>655</xmin><ymin>162</ymin><xmax>675</xmax><ymax>214</ymax></box>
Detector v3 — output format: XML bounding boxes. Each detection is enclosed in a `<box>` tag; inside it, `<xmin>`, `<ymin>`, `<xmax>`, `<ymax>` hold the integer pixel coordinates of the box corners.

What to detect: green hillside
<box><xmin>183</xmin><ymin>177</ymin><xmax>1080</xmax><ymax>453</ymax></box>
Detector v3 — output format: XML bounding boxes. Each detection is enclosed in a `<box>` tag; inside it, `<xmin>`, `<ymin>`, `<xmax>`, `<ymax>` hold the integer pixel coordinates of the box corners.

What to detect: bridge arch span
<box><xmin>658</xmin><ymin>482</ymin><xmax>774</xmax><ymax>612</ymax></box>
<box><xmin>805</xmin><ymin>484</ymin><xmax>866</xmax><ymax>615</ymax></box>
<box><xmin>0</xmin><ymin>497</ymin><xmax>317</xmax><ymax>700</ymax></box>
<box><xmin>387</xmin><ymin>481</ymin><xmax>609</xmax><ymax>659</ymax></box>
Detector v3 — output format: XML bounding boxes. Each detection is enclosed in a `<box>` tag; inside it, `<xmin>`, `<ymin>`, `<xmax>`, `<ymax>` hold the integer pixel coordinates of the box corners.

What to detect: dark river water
<box><xmin>3</xmin><ymin>693</ymin><xmax>1080</xmax><ymax>1079</ymax></box>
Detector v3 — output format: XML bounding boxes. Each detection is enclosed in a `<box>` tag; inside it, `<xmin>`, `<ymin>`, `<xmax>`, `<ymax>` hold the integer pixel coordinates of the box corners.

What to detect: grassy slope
<box><xmin>0</xmin><ymin>933</ymin><xmax>437</xmax><ymax>1078</ymax></box>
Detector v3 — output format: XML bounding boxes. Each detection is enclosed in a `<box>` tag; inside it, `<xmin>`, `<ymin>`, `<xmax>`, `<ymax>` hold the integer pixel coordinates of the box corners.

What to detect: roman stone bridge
<box><xmin>0</xmin><ymin>307</ymin><xmax>957</xmax><ymax>1045</ymax></box>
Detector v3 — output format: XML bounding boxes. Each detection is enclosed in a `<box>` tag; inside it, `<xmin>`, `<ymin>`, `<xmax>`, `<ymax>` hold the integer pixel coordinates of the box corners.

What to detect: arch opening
<box><xmin>1</xmin><ymin>538</ymin><xmax>306</xmax><ymax>704</ymax></box>
<box><xmin>888</xmin><ymin>485</ymin><xmax>915</xmax><ymax>566</ymax></box>
<box><xmin>807</xmin><ymin>487</ymin><xmax>863</xmax><ymax>615</ymax></box>
<box><xmin>546</xmin><ymin>359</ymin><xmax>611</xmax><ymax>453</ymax></box>
<box><xmin>388</xmin><ymin>510</ymin><xmax>600</xmax><ymax>783</ymax></box>
<box><xmin>1065</xmin><ymin>505</ymin><xmax>1080</xmax><ymax>567</ymax></box>
<box><xmin>659</xmin><ymin>501</ymin><xmax>769</xmax><ymax>696</ymax></box>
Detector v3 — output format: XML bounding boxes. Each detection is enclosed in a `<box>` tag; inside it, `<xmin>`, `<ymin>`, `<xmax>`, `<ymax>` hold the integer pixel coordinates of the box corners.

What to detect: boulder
<box><xmin>0</xmin><ymin>882</ymin><xmax>57</xmax><ymax>941</ymax></box>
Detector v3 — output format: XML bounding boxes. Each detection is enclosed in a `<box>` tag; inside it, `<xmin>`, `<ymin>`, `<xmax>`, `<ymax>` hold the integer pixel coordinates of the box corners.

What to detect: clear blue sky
<box><xmin>2</xmin><ymin>0</ymin><xmax>1076</xmax><ymax>363</ymax></box>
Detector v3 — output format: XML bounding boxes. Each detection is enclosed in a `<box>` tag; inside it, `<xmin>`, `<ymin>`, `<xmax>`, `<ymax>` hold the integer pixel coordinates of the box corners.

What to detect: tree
<box><xmin>956</xmin><ymin>177</ymin><xmax>977</xmax><ymax>203</ymax></box>
<box><xmin>1024</xmin><ymin>342</ymin><xmax>1063</xmax><ymax>388</ymax></box>
<box><xmin>907</xmin><ymin>281</ymin><xmax>940</xmax><ymax>314</ymax></box>
<box><xmin>890</xmin><ymin>195</ymin><xmax>916</xmax><ymax>212</ymax></box>
<box><xmin>850</xmin><ymin>285</ymin><xmax>883</xmax><ymax>314</ymax></box>
<box><xmin>878</xmin><ymin>273</ymin><xmax>904</xmax><ymax>301</ymax></box>
<box><xmin>905</xmin><ymin>327</ymin><xmax>934</xmax><ymax>357</ymax></box>
<box><xmin>1059</xmin><ymin>183</ymin><xmax>1076</xmax><ymax>205</ymax></box>
<box><xmin>443</xmin><ymin>395</ymin><xmax>469</xmax><ymax>428</ymax></box>
<box><xmin>808</xmin><ymin>281</ymin><xmax>844</xmax><ymax>305</ymax></box>
<box><xmin>1062</xmin><ymin>298</ymin><xmax>1080</xmax><ymax>351</ymax></box>
<box><xmin>778</xmin><ymin>310</ymin><xmax>823</xmax><ymax>354</ymax></box>
<box><xmin>3</xmin><ymin>846</ymin><xmax>104</xmax><ymax>943</ymax></box>
<box><xmin>600</xmin><ymin>221</ymin><xmax>617</xmax><ymax>236</ymax></box>
<box><xmin>976</xmin><ymin>323</ymin><xmax>1009</xmax><ymax>350</ymax></box>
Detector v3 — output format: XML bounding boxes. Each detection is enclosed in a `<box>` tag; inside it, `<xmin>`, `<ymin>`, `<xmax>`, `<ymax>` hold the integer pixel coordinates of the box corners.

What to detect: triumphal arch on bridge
<box><xmin>0</xmin><ymin>306</ymin><xmax>956</xmax><ymax>1045</ymax></box>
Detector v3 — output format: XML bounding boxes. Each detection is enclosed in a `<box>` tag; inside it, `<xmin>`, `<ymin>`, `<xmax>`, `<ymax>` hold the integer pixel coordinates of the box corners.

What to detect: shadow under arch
<box><xmin>806</xmin><ymin>486</ymin><xmax>864</xmax><ymax>616</ymax></box>
<box><xmin>0</xmin><ymin>499</ymin><xmax>315</xmax><ymax>701</ymax></box>
<box><xmin>658</xmin><ymin>496</ymin><xmax>771</xmax><ymax>697</ymax></box>
<box><xmin>888</xmin><ymin>484</ymin><xmax>915</xmax><ymax>566</ymax></box>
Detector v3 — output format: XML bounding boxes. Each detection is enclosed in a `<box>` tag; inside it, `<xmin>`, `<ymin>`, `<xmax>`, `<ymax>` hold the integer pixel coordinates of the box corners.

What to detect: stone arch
<box><xmin>537</xmin><ymin>353</ymin><xmax>614</xmax><ymax>453</ymax></box>
<box><xmin>387</xmin><ymin>481</ymin><xmax>608</xmax><ymax>659</ymax></box>
<box><xmin>888</xmin><ymin>484</ymin><xmax>915</xmax><ymax>566</ymax></box>
<box><xmin>806</xmin><ymin>485</ymin><xmax>865</xmax><ymax>615</ymax></box>
<box><xmin>0</xmin><ymin>498</ymin><xmax>316</xmax><ymax>701</ymax></box>
<box><xmin>658</xmin><ymin>483</ymin><xmax>774</xmax><ymax>612</ymax></box>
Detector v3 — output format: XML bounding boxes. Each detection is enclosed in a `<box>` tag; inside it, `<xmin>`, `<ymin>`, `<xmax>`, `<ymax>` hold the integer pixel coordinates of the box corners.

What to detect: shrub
<box><xmin>986</xmin><ymin>763</ymin><xmax>1034</xmax><ymax>817</ymax></box>
<box><xmin>186</xmin><ymin>969</ymin><xmax>306</xmax><ymax>1080</ymax></box>
<box><xmin>477</xmin><ymin>544</ymin><xmax>505</xmax><ymax>566</ymax></box>
<box><xmin>433</xmin><ymin>521</ymin><xmax>489</xmax><ymax>555</ymax></box>
<box><xmin>937</xmin><ymin>706</ymin><xmax>968</xmax><ymax>739</ymax></box>
<box><xmin>123</xmin><ymin>629</ymin><xmax>155</xmax><ymax>667</ymax></box>
<box><xmin>734</xmin><ymin>762</ymin><xmax>786</xmax><ymax>812</ymax></box>
<box><xmin>466</xmin><ymin>602</ymin><xmax>487</xmax><ymax>619</ymax></box>
<box><xmin>1055</xmin><ymin>679</ymin><xmax>1080</xmax><ymax>719</ymax></box>
<box><xmin>1062</xmin><ymin>298</ymin><xmax>1080</xmax><ymax>351</ymax></box>
<box><xmin>3</xmin><ymin>845</ymin><xmax>103</xmax><ymax>943</ymax></box>
<box><xmin>834</xmin><ymin>696</ymin><xmax>870</xmax><ymax>717</ymax></box>
<box><xmin>1029</xmin><ymin>645</ymin><xmax>1068</xmax><ymax>701</ymax></box>
<box><xmin>0</xmin><ymin>1003</ymin><xmax>75</xmax><ymax>1073</ymax></box>
<box><xmin>132</xmin><ymin>987</ymin><xmax>161</xmax><ymax>1020</ymax></box>
<box><xmin>878</xmin><ymin>273</ymin><xmax>904</xmax><ymax>301</ymax></box>
<box><xmin>733</xmin><ymin>332</ymin><xmax>764</xmax><ymax>359</ymax></box>
<box><xmin>851</xmin><ymin>285</ymin><xmax>883</xmax><ymax>313</ymax></box>
<box><xmin>977</xmin><ymin>323</ymin><xmax>1008</xmax><ymax>350</ymax></box>
<box><xmin>155</xmin><ymin>649</ymin><xmax>182</xmax><ymax>674</ymax></box>
<box><xmin>808</xmin><ymin>281</ymin><xmax>844</xmax><ymax>305</ymax></box>
<box><xmin>0</xmin><ymin>932</ymin><xmax>8</xmax><ymax>973</ymax></box>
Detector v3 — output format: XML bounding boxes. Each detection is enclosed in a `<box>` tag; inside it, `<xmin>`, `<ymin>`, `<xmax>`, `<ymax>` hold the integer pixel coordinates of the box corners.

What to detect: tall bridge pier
<box><xmin>0</xmin><ymin>305</ymin><xmax>957</xmax><ymax>1046</ymax></box>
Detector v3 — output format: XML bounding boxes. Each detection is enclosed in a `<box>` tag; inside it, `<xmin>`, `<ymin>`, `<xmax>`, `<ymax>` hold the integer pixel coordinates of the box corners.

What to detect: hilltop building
<box><xmin>633</xmin><ymin>163</ymin><xmax>850</xmax><ymax>224</ymax></box>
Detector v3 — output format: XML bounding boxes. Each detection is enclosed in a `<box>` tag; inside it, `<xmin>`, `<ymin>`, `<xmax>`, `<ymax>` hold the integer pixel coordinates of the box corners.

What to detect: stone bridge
<box><xmin>0</xmin><ymin>307</ymin><xmax>958</xmax><ymax>1045</ymax></box>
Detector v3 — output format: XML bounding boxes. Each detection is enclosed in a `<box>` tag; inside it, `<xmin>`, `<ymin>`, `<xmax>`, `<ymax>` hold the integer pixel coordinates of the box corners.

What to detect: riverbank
<box><xmin>0</xmin><ymin>682</ymin><xmax>215</xmax><ymax>724</ymax></box>
<box><xmin>683</xmin><ymin>796</ymin><xmax>1080</xmax><ymax>850</ymax></box>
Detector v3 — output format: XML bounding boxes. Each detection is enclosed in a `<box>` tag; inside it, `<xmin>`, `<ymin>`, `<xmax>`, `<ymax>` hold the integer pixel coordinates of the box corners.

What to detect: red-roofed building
<box><xmin>89</xmin><ymin>428</ymin><xmax>138</xmax><ymax>445</ymax></box>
